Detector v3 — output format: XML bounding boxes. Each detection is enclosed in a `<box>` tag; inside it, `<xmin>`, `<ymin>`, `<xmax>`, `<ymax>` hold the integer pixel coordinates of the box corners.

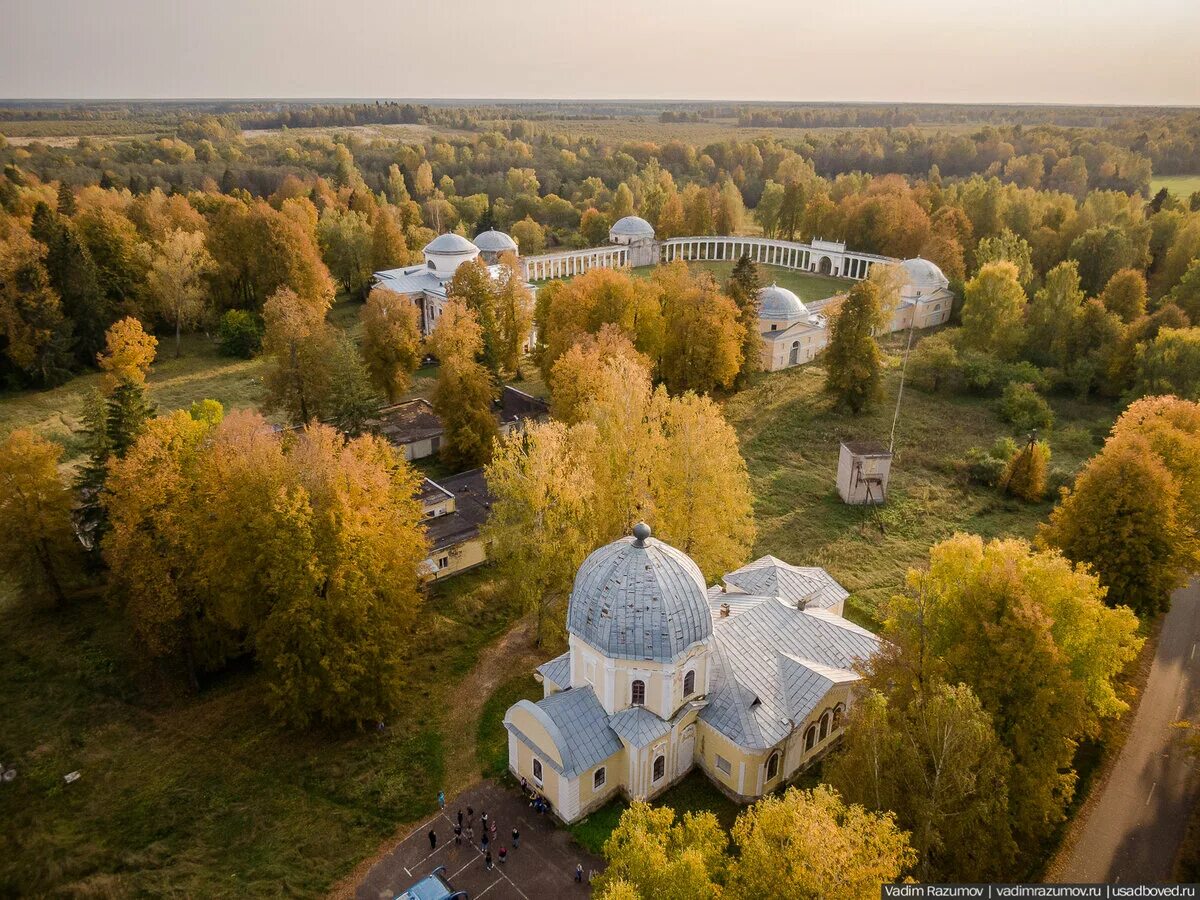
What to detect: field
<box><xmin>1151</xmin><ymin>174</ymin><xmax>1200</xmax><ymax>199</ymax></box>
<box><xmin>0</xmin><ymin>321</ymin><xmax>1126</xmax><ymax>896</ymax></box>
<box><xmin>725</xmin><ymin>336</ymin><xmax>1120</xmax><ymax>620</ymax></box>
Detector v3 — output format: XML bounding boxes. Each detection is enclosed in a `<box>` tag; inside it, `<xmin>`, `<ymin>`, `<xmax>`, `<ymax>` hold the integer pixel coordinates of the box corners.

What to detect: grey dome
<box><xmin>424</xmin><ymin>233</ymin><xmax>478</xmax><ymax>255</ymax></box>
<box><xmin>473</xmin><ymin>229</ymin><xmax>518</xmax><ymax>253</ymax></box>
<box><xmin>567</xmin><ymin>525</ymin><xmax>712</xmax><ymax>663</ymax></box>
<box><xmin>757</xmin><ymin>283</ymin><xmax>808</xmax><ymax>322</ymax></box>
<box><xmin>902</xmin><ymin>257</ymin><xmax>950</xmax><ymax>295</ymax></box>
<box><xmin>609</xmin><ymin>215</ymin><xmax>655</xmax><ymax>239</ymax></box>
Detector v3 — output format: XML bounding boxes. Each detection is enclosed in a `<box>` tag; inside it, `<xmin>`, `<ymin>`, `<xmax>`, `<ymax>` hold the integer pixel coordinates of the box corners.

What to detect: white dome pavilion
<box><xmin>757</xmin><ymin>284</ymin><xmax>809</xmax><ymax>323</ymax></box>
<box><xmin>473</xmin><ymin>228</ymin><xmax>518</xmax><ymax>258</ymax></box>
<box><xmin>608</xmin><ymin>215</ymin><xmax>656</xmax><ymax>244</ymax></box>
<box><xmin>901</xmin><ymin>257</ymin><xmax>950</xmax><ymax>296</ymax></box>
<box><xmin>423</xmin><ymin>233</ymin><xmax>480</xmax><ymax>278</ymax></box>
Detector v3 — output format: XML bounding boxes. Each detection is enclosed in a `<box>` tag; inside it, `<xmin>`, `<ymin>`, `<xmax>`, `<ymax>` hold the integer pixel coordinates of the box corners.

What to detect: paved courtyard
<box><xmin>356</xmin><ymin>780</ymin><xmax>605</xmax><ymax>899</ymax></box>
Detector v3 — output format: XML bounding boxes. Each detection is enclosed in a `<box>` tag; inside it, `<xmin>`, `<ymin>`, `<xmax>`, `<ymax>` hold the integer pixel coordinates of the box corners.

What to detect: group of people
<box><xmin>426</xmin><ymin>787</ymin><xmax>587</xmax><ymax>886</ymax></box>
<box><xmin>519</xmin><ymin>777</ymin><xmax>553</xmax><ymax>816</ymax></box>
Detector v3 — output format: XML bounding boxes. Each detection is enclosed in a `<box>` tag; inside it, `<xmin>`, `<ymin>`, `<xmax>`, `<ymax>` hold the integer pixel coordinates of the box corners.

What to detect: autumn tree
<box><xmin>0</xmin><ymin>429</ymin><xmax>78</xmax><ymax>607</ymax></box>
<box><xmin>827</xmin><ymin>684</ymin><xmax>1016</xmax><ymax>882</ymax></box>
<box><xmin>0</xmin><ymin>223</ymin><xmax>73</xmax><ymax>385</ymax></box>
<box><xmin>1134</xmin><ymin>327</ymin><xmax>1200</xmax><ymax>400</ymax></box>
<box><xmin>593</xmin><ymin>803</ymin><xmax>726</xmax><ymax>900</ymax></box>
<box><xmin>260</xmin><ymin>286</ymin><xmax>333</xmax><ymax>425</ymax></box>
<box><xmin>824</xmin><ymin>279</ymin><xmax>884</xmax><ymax>413</ymax></box>
<box><xmin>104</xmin><ymin>406</ymin><xmax>222</xmax><ymax>687</ymax></box>
<box><xmin>726</xmin><ymin>254</ymin><xmax>763</xmax><ymax>386</ymax></box>
<box><xmin>447</xmin><ymin>256</ymin><xmax>501</xmax><ymax>372</ymax></box>
<box><xmin>371</xmin><ymin>206</ymin><xmax>410</xmax><ymax>271</ymax></box>
<box><xmin>1040</xmin><ymin>433</ymin><xmax>1192</xmax><ymax>617</ymax></box>
<box><xmin>1098</xmin><ymin>268</ymin><xmax>1148</xmax><ymax>324</ymax></box>
<box><xmin>145</xmin><ymin>228</ymin><xmax>215</xmax><ymax>356</ymax></box>
<box><xmin>974</xmin><ymin>228</ymin><xmax>1034</xmax><ymax>289</ymax></box>
<box><xmin>429</xmin><ymin>300</ymin><xmax>496</xmax><ymax>469</ymax></box>
<box><xmin>1025</xmin><ymin>260</ymin><xmax>1084</xmax><ymax>367</ymax></box>
<box><xmin>548</xmin><ymin>326</ymin><xmax>652</xmax><ymax>425</ymax></box>
<box><xmin>998</xmin><ymin>436</ymin><xmax>1050</xmax><ymax>501</ymax></box>
<box><xmin>725</xmin><ymin>786</ymin><xmax>916</xmax><ymax>900</ymax></box>
<box><xmin>360</xmin><ymin>286</ymin><xmax>422</xmax><ymax>402</ymax></box>
<box><xmin>254</xmin><ymin>425</ymin><xmax>428</xmax><ymax>727</ymax></box>
<box><xmin>651</xmin><ymin>390</ymin><xmax>756</xmax><ymax>581</ymax></box>
<box><xmin>961</xmin><ymin>261</ymin><xmax>1027</xmax><ymax>359</ymax></box>
<box><xmin>654</xmin><ymin>262</ymin><xmax>742</xmax><ymax>395</ymax></box>
<box><xmin>97</xmin><ymin>315</ymin><xmax>157</xmax><ymax>388</ymax></box>
<box><xmin>872</xmin><ymin>535</ymin><xmax>1141</xmax><ymax>854</ymax></box>
<box><xmin>494</xmin><ymin>253</ymin><xmax>534</xmax><ymax>377</ymax></box>
<box><xmin>484</xmin><ymin>422</ymin><xmax>598</xmax><ymax>645</ymax></box>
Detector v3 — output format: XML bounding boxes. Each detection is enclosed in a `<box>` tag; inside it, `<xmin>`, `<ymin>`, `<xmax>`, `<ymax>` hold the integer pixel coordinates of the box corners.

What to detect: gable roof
<box><xmin>699</xmin><ymin>598</ymin><xmax>877</xmax><ymax>749</ymax></box>
<box><xmin>722</xmin><ymin>555</ymin><xmax>848</xmax><ymax>611</ymax></box>
<box><xmin>537</xmin><ymin>651</ymin><xmax>570</xmax><ymax>691</ymax></box>
<box><xmin>505</xmin><ymin>686</ymin><xmax>622</xmax><ymax>778</ymax></box>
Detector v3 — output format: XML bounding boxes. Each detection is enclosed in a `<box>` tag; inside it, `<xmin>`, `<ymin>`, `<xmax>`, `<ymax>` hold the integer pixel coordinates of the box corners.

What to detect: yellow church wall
<box><xmin>505</xmin><ymin>706</ymin><xmax>564</xmax><ymax>768</ymax></box>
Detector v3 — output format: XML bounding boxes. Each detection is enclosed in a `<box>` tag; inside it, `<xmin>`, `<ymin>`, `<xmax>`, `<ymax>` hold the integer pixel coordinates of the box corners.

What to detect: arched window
<box><xmin>683</xmin><ymin>670</ymin><xmax>695</xmax><ymax>697</ymax></box>
<box><xmin>819</xmin><ymin>711</ymin><xmax>831</xmax><ymax>741</ymax></box>
<box><xmin>789</xmin><ymin>341</ymin><xmax>800</xmax><ymax>366</ymax></box>
<box><xmin>426</xmin><ymin>259</ymin><xmax>436</xmax><ymax>270</ymax></box>
<box><xmin>631</xmin><ymin>680</ymin><xmax>645</xmax><ymax>706</ymax></box>
<box><xmin>832</xmin><ymin>703</ymin><xmax>846</xmax><ymax>729</ymax></box>
<box><xmin>766</xmin><ymin>751</ymin><xmax>781</xmax><ymax>781</ymax></box>
<box><xmin>594</xmin><ymin>767</ymin><xmax>606</xmax><ymax>789</ymax></box>
<box><xmin>805</xmin><ymin>725</ymin><xmax>817</xmax><ymax>751</ymax></box>
<box><xmin>653</xmin><ymin>755</ymin><xmax>665</xmax><ymax>782</ymax></box>
<box><xmin>532</xmin><ymin>758</ymin><xmax>543</xmax><ymax>785</ymax></box>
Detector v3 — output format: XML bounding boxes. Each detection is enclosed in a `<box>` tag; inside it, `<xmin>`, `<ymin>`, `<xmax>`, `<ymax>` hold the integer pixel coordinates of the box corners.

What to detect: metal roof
<box><xmin>473</xmin><ymin>229</ymin><xmax>518</xmax><ymax>252</ymax></box>
<box><xmin>608</xmin><ymin>705</ymin><xmax>672</xmax><ymax>748</ymax></box>
<box><xmin>758</xmin><ymin>284</ymin><xmax>809</xmax><ymax>322</ymax></box>
<box><xmin>566</xmin><ymin>528</ymin><xmax>713</xmax><ymax>663</ymax></box>
<box><xmin>698</xmin><ymin>598</ymin><xmax>877</xmax><ymax>749</ymax></box>
<box><xmin>505</xmin><ymin>687</ymin><xmax>622</xmax><ymax>777</ymax></box>
<box><xmin>424</xmin><ymin>233</ymin><xmax>478</xmax><ymax>255</ymax></box>
<box><xmin>609</xmin><ymin>215</ymin><xmax>655</xmax><ymax>238</ymax></box>
<box><xmin>722</xmin><ymin>555</ymin><xmax>848</xmax><ymax>611</ymax></box>
<box><xmin>537</xmin><ymin>652</ymin><xmax>571</xmax><ymax>690</ymax></box>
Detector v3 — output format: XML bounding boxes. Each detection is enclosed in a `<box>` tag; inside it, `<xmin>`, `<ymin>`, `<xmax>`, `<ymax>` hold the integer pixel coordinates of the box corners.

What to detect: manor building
<box><xmin>503</xmin><ymin>523</ymin><xmax>878</xmax><ymax>823</ymax></box>
<box><xmin>372</xmin><ymin>219</ymin><xmax>953</xmax><ymax>369</ymax></box>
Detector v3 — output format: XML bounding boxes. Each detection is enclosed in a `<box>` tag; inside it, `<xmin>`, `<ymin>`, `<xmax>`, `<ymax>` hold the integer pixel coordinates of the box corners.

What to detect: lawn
<box><xmin>476</xmin><ymin>672</ymin><xmax>543</xmax><ymax>779</ymax></box>
<box><xmin>0</xmin><ymin>569</ymin><xmax>523</xmax><ymax>898</ymax></box>
<box><xmin>632</xmin><ymin>260</ymin><xmax>853</xmax><ymax>304</ymax></box>
<box><xmin>568</xmin><ymin>769</ymin><xmax>743</xmax><ymax>855</ymax></box>
<box><xmin>1151</xmin><ymin>174</ymin><xmax>1200</xmax><ymax>199</ymax></box>
<box><xmin>724</xmin><ymin>334</ymin><xmax>1121</xmax><ymax>622</ymax></box>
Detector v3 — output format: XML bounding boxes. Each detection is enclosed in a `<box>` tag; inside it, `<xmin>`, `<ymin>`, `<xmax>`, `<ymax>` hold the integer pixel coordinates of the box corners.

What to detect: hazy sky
<box><xmin>1</xmin><ymin>0</ymin><xmax>1197</xmax><ymax>105</ymax></box>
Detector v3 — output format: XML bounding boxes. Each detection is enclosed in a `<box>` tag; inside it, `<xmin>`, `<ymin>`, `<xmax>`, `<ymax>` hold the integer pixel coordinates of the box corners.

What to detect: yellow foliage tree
<box><xmin>98</xmin><ymin>315</ymin><xmax>157</xmax><ymax>389</ymax></box>
<box><xmin>360</xmin><ymin>286</ymin><xmax>422</xmax><ymax>402</ymax></box>
<box><xmin>548</xmin><ymin>325</ymin><xmax>652</xmax><ymax>425</ymax></box>
<box><xmin>653</xmin><ymin>262</ymin><xmax>742</xmax><ymax>395</ymax></box>
<box><xmin>726</xmin><ymin>785</ymin><xmax>916</xmax><ymax>900</ymax></box>
<box><xmin>0</xmin><ymin>429</ymin><xmax>78</xmax><ymax>607</ymax></box>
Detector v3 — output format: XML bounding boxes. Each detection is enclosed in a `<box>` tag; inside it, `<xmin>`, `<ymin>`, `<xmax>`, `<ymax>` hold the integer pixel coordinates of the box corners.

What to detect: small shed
<box><xmin>837</xmin><ymin>441</ymin><xmax>893</xmax><ymax>505</ymax></box>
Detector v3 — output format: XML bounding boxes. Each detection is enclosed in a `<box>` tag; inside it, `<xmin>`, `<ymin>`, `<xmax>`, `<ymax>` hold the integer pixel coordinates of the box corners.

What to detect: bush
<box><xmin>998</xmin><ymin>382</ymin><xmax>1054</xmax><ymax>432</ymax></box>
<box><xmin>999</xmin><ymin>440</ymin><xmax>1051</xmax><ymax>501</ymax></box>
<box><xmin>964</xmin><ymin>447</ymin><xmax>1009</xmax><ymax>486</ymax></box>
<box><xmin>217</xmin><ymin>309</ymin><xmax>263</xmax><ymax>358</ymax></box>
<box><xmin>908</xmin><ymin>331</ymin><xmax>962</xmax><ymax>393</ymax></box>
<box><xmin>1047</xmin><ymin>466</ymin><xmax>1075</xmax><ymax>497</ymax></box>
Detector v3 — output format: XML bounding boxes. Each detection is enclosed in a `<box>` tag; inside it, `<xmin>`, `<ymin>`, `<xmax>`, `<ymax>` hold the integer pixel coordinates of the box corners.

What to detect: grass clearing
<box><xmin>476</xmin><ymin>673</ymin><xmax>543</xmax><ymax>780</ymax></box>
<box><xmin>1151</xmin><ymin>174</ymin><xmax>1200</xmax><ymax>199</ymax></box>
<box><xmin>632</xmin><ymin>260</ymin><xmax>853</xmax><ymax>304</ymax></box>
<box><xmin>0</xmin><ymin>568</ymin><xmax>522</xmax><ymax>898</ymax></box>
<box><xmin>724</xmin><ymin>335</ymin><xmax>1120</xmax><ymax>621</ymax></box>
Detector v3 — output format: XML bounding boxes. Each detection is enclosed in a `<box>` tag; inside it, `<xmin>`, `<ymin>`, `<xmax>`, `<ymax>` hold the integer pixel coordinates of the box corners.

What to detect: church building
<box><xmin>503</xmin><ymin>523</ymin><xmax>878</xmax><ymax>823</ymax></box>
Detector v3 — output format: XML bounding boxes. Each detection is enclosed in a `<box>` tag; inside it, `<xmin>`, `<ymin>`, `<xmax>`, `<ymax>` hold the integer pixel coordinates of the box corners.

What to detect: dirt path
<box><xmin>438</xmin><ymin>613</ymin><xmax>544</xmax><ymax>796</ymax></box>
<box><xmin>330</xmin><ymin>614</ymin><xmax>544</xmax><ymax>899</ymax></box>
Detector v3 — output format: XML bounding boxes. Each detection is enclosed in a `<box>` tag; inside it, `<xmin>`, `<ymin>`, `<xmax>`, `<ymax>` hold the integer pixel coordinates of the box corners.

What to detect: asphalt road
<box><xmin>1056</xmin><ymin>578</ymin><xmax>1200</xmax><ymax>883</ymax></box>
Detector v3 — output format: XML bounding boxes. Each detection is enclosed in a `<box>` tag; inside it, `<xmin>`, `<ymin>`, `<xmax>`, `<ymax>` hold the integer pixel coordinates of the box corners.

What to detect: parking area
<box><xmin>356</xmin><ymin>780</ymin><xmax>604</xmax><ymax>899</ymax></box>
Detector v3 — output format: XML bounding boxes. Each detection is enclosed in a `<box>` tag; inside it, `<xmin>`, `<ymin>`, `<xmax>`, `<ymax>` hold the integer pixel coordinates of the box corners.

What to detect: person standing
<box><xmin>428</xmin><ymin>830</ymin><xmax>437</xmax><ymax>851</ymax></box>
<box><xmin>575</xmin><ymin>862</ymin><xmax>583</xmax><ymax>883</ymax></box>
<box><xmin>453</xmin><ymin>823</ymin><xmax>462</xmax><ymax>846</ymax></box>
<box><xmin>481</xmin><ymin>830</ymin><xmax>489</xmax><ymax>852</ymax></box>
<box><xmin>511</xmin><ymin>826</ymin><xmax>519</xmax><ymax>849</ymax></box>
<box><xmin>457</xmin><ymin>809</ymin><xmax>463</xmax><ymax>828</ymax></box>
<box><xmin>437</xmin><ymin>790</ymin><xmax>445</xmax><ymax>810</ymax></box>
<box><xmin>498</xmin><ymin>846</ymin><xmax>507</xmax><ymax>864</ymax></box>
<box><xmin>485</xmin><ymin>850</ymin><xmax>493</xmax><ymax>871</ymax></box>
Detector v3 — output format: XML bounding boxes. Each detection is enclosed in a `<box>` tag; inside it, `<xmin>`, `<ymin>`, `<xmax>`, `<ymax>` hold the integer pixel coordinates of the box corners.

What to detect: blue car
<box><xmin>395</xmin><ymin>866</ymin><xmax>467</xmax><ymax>900</ymax></box>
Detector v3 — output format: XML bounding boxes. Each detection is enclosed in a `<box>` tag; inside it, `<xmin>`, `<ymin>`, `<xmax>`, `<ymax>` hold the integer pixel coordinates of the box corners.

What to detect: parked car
<box><xmin>395</xmin><ymin>866</ymin><xmax>467</xmax><ymax>900</ymax></box>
